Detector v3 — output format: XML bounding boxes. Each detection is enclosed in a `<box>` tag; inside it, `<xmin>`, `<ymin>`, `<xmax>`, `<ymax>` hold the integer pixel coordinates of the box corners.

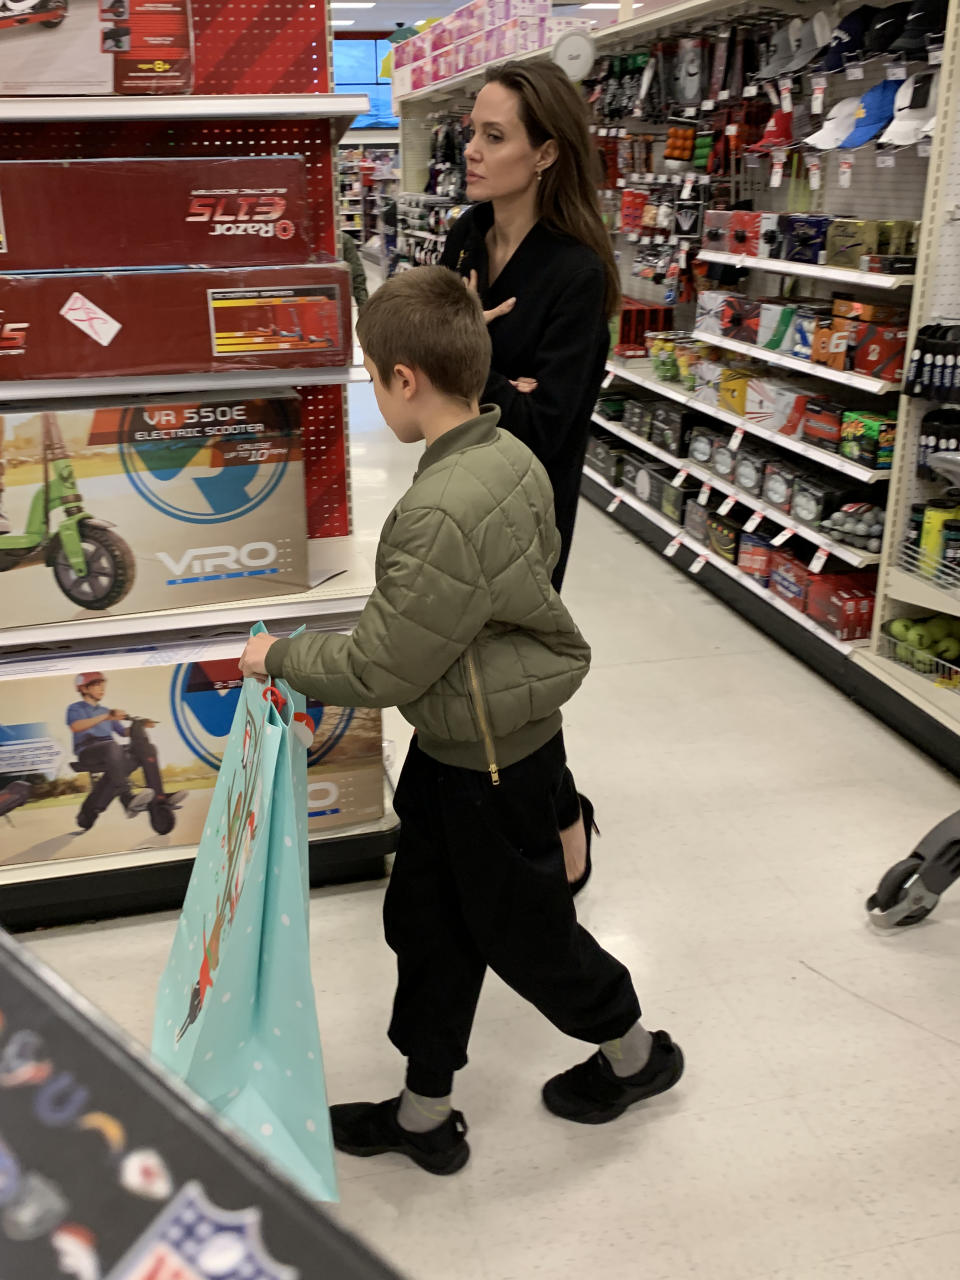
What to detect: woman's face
<box><xmin>465</xmin><ymin>82</ymin><xmax>552</xmax><ymax>202</ymax></box>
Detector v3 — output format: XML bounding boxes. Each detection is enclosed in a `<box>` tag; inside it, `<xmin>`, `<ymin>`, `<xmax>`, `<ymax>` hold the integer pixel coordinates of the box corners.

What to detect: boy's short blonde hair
<box><xmin>356</xmin><ymin>265</ymin><xmax>492</xmax><ymax>405</ymax></box>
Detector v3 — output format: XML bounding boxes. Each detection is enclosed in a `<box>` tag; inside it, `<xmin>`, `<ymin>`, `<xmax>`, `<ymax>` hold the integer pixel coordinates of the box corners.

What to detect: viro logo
<box><xmin>158</xmin><ymin>541</ymin><xmax>279</xmax><ymax>582</ymax></box>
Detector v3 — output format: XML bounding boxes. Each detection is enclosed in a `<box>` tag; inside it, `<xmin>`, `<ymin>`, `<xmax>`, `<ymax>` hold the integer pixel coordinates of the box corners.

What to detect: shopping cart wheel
<box><xmin>866</xmin><ymin>854</ymin><xmax>939</xmax><ymax>928</ymax></box>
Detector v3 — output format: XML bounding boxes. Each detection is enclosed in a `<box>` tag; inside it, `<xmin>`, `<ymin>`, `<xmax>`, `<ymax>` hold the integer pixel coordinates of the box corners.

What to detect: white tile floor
<box><xmin>22</xmin><ymin>381</ymin><xmax>960</xmax><ymax>1280</ymax></box>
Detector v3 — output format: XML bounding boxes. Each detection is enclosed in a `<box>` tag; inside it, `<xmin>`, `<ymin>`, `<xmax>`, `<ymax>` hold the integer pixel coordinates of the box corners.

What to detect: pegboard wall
<box><xmin>0</xmin><ymin>0</ymin><xmax>351</xmax><ymax>541</ymax></box>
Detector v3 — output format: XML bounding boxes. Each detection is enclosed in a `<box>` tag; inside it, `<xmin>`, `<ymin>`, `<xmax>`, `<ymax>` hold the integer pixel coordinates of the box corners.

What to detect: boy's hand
<box><xmin>239</xmin><ymin>633</ymin><xmax>277</xmax><ymax>681</ymax></box>
<box><xmin>466</xmin><ymin>270</ymin><xmax>516</xmax><ymax>324</ymax></box>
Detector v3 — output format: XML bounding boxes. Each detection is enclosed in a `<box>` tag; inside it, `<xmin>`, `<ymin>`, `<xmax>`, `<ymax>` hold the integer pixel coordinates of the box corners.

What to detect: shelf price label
<box><xmin>743</xmin><ymin>84</ymin><xmax>759</xmax><ymax>98</ymax></box>
<box><xmin>778</xmin><ymin>77</ymin><xmax>793</xmax><ymax>113</ymax></box>
<box><xmin>839</xmin><ymin>157</ymin><xmax>854</xmax><ymax>189</ymax></box>
<box><xmin>807</xmin><ymin>156</ymin><xmax>822</xmax><ymax>191</ymax></box>
<box><xmin>744</xmin><ymin>511</ymin><xmax>763</xmax><ymax>532</ymax></box>
<box><xmin>606</xmin><ymin>495</ymin><xmax>622</xmax><ymax>514</ymax></box>
<box><xmin>729</xmin><ymin>426</ymin><xmax>745</xmax><ymax>451</ymax></box>
<box><xmin>718</xmin><ymin>495</ymin><xmax>737</xmax><ymax>516</ymax></box>
<box><xmin>698</xmin><ymin>483</ymin><xmax>712</xmax><ymax>506</ymax></box>
<box><xmin>602</xmin><ymin>371</ymin><xmax>615</xmax><ymax>389</ymax></box>
<box><xmin>770</xmin><ymin>148</ymin><xmax>787</xmax><ymax>189</ymax></box>
<box><xmin>671</xmin><ymin>468</ymin><xmax>690</xmax><ymax>487</ymax></box>
<box><xmin>918</xmin><ymin>141</ymin><xmax>932</xmax><ymax>158</ymax></box>
<box><xmin>811</xmin><ymin>75</ymin><xmax>827</xmax><ymax>114</ymax></box>
<box><xmin>681</xmin><ymin>173</ymin><xmax>695</xmax><ymax>199</ymax></box>
<box><xmin>690</xmin><ymin>555</ymin><xmax>708</xmax><ymax>575</ymax></box>
<box><xmin>809</xmin><ymin>547</ymin><xmax>829</xmax><ymax>573</ymax></box>
<box><xmin>663</xmin><ymin>535</ymin><xmax>683</xmax><ymax>559</ymax></box>
<box><xmin>771</xmin><ymin>527</ymin><xmax>793</xmax><ymax>546</ymax></box>
<box><xmin>876</xmin><ymin>151</ymin><xmax>896</xmax><ymax>169</ymax></box>
<box><xmin>845</xmin><ymin>60</ymin><xmax>865</xmax><ymax>80</ymax></box>
<box><xmin>701</xmin><ymin>99</ymin><xmax>715</xmax><ymax>112</ymax></box>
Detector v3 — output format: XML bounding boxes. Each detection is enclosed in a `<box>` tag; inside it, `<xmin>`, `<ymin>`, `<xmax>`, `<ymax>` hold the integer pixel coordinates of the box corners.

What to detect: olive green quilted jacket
<box><xmin>265</xmin><ymin>407</ymin><xmax>590</xmax><ymax>779</ymax></box>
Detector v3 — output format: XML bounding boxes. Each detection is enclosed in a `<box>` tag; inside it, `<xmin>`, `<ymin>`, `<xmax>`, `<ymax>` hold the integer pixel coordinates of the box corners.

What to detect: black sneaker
<box><xmin>330</xmin><ymin>1097</ymin><xmax>469</xmax><ymax>1176</ymax></box>
<box><xmin>543</xmin><ymin>1030</ymin><xmax>684</xmax><ymax>1125</ymax></box>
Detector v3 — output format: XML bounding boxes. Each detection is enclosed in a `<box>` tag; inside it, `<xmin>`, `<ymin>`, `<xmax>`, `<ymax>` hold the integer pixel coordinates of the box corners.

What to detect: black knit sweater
<box><xmin>441</xmin><ymin>201</ymin><xmax>610</xmax><ymax>590</ymax></box>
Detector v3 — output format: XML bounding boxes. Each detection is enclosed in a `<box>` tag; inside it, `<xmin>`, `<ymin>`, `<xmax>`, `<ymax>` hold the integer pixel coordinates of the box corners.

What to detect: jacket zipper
<box><xmin>463</xmin><ymin>646</ymin><xmax>500</xmax><ymax>786</ymax></box>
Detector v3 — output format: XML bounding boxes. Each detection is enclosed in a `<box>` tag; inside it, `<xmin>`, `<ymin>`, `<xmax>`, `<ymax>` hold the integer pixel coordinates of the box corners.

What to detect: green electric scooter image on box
<box><xmin>0</xmin><ymin>411</ymin><xmax>136</xmax><ymax>610</ymax></box>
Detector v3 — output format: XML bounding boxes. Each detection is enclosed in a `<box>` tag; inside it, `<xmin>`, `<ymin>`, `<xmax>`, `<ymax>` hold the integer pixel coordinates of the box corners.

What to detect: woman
<box><xmin>441</xmin><ymin>61</ymin><xmax>620</xmax><ymax>893</ymax></box>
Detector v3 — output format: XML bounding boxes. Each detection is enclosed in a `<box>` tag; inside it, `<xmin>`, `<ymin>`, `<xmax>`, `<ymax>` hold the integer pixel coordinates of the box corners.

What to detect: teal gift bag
<box><xmin>152</xmin><ymin>623</ymin><xmax>338</xmax><ymax>1203</ymax></box>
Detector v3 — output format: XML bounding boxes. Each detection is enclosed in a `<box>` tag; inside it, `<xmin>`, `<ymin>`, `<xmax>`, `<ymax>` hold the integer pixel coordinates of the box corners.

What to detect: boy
<box><xmin>239</xmin><ymin>267</ymin><xmax>682</xmax><ymax>1175</ymax></box>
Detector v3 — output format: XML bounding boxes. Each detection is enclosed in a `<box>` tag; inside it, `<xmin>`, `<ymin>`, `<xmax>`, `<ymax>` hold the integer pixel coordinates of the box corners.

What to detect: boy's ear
<box><xmin>394</xmin><ymin>363</ymin><xmax>417</xmax><ymax>400</ymax></box>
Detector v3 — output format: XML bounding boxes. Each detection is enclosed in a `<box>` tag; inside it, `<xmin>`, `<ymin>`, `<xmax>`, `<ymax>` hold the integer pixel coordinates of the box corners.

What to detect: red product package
<box><xmin>728</xmin><ymin>211</ymin><xmax>762</xmax><ymax>258</ymax></box>
<box><xmin>802</xmin><ymin>398</ymin><xmax>845</xmax><ymax>453</ymax></box>
<box><xmin>703</xmin><ymin>210</ymin><xmax>732</xmax><ymax>254</ymax></box>
<box><xmin>0</xmin><ymin>158</ymin><xmax>313</xmax><ymax>272</ymax></box>
<box><xmin>0</xmin><ymin>262</ymin><xmax>352</xmax><ymax>380</ymax></box>
<box><xmin>849</xmin><ymin>323</ymin><xmax>908</xmax><ymax>383</ymax></box>
<box><xmin>807</xmin><ymin>576</ymin><xmax>876</xmax><ymax>640</ymax></box>
<box><xmin>769</xmin><ymin>549</ymin><xmax>812</xmax><ymax>613</ymax></box>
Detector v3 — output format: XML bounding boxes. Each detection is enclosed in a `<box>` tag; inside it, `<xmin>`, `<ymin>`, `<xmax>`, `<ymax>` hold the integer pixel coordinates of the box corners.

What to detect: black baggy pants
<box><xmin>76</xmin><ymin>741</ymin><xmax>137</xmax><ymax>822</ymax></box>
<box><xmin>384</xmin><ymin>732</ymin><xmax>641</xmax><ymax>1096</ymax></box>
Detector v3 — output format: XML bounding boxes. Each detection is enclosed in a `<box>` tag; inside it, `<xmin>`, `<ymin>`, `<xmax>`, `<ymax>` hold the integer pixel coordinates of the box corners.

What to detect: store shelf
<box><xmin>582</xmin><ymin>464</ymin><xmax>680</xmax><ymax>535</ymax></box>
<box><xmin>0</xmin><ymin>93</ymin><xmax>370</xmax><ymax>135</ymax></box>
<box><xmin>854</xmin><ymin>648</ymin><xmax>960</xmax><ymax>736</ymax></box>
<box><xmin>885</xmin><ymin>566</ymin><xmax>960</xmax><ymax>617</ymax></box>
<box><xmin>690</xmin><ymin>330</ymin><xmax>902</xmax><ymax>395</ymax></box>
<box><xmin>0</xmin><ymin>364</ymin><xmax>370</xmax><ymax>403</ymax></box>
<box><xmin>697</xmin><ymin>250</ymin><xmax>915</xmax><ymax>291</ymax></box>
<box><xmin>0</xmin><ymin>540</ymin><xmax>374</xmax><ymax>652</ymax></box>
<box><xmin>591</xmin><ymin>413</ymin><xmax>881</xmax><ymax>568</ymax></box>
<box><xmin>604</xmin><ymin>359</ymin><xmax>890</xmax><ymax>484</ymax></box>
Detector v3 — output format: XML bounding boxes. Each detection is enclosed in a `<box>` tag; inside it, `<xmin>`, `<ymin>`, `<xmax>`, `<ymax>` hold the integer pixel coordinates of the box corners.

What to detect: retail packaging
<box><xmin>0</xmin><ymin>158</ymin><xmax>313</xmax><ymax>272</ymax></box>
<box><xmin>737</xmin><ymin>530</ymin><xmax>774</xmax><ymax>586</ymax></box>
<box><xmin>825</xmin><ymin>218</ymin><xmax>880</xmax><ymax>269</ymax></box>
<box><xmin>660</xmin><ymin>474</ymin><xmax>699</xmax><ymax>524</ymax></box>
<box><xmin>684</xmin><ymin>497</ymin><xmax>710</xmax><ymax>545</ymax></box>
<box><xmin>807</xmin><ymin>575</ymin><xmax>876</xmax><ymax>639</ymax></box>
<box><xmin>757</xmin><ymin>302</ymin><xmax>798</xmax><ymax>354</ymax></box>
<box><xmin>0</xmin><ymin>262</ymin><xmax>351</xmax><ymax>380</ymax></box>
<box><xmin>0</xmin><ymin>637</ymin><xmax>384</xmax><ymax>872</ymax></box>
<box><xmin>585</xmin><ymin>433</ymin><xmax>623</xmax><ymax>486</ymax></box>
<box><xmin>410</xmin><ymin>61</ymin><xmax>431</xmax><ymax>91</ymax></box>
<box><xmin>431</xmin><ymin>46</ymin><xmax>458</xmax><ymax>80</ymax></box>
<box><xmin>695</xmin><ymin>292</ymin><xmax>760</xmax><ymax>342</ymax></box>
<box><xmin>802</xmin><ymin>398</ymin><xmax>846</xmax><ymax>453</ymax></box>
<box><xmin>650</xmin><ymin>402</ymin><xmax>693</xmax><ymax>456</ymax></box>
<box><xmin>840</xmin><ymin>410</ymin><xmax>897</xmax><ymax>469</ymax></box>
<box><xmin>455</xmin><ymin>31</ymin><xmax>487</xmax><ymax>70</ymax></box>
<box><xmin>427</xmin><ymin>19</ymin><xmax>454</xmax><ymax>52</ymax></box>
<box><xmin>769</xmin><ymin>549</ymin><xmax>812</xmax><ymax>612</ymax></box>
<box><xmin>707</xmin><ymin>510</ymin><xmax>741</xmax><ymax>563</ymax></box>
<box><xmin>702</xmin><ymin>211</ymin><xmax>732</xmax><ymax>254</ymax></box>
<box><xmin>811</xmin><ymin>317</ymin><xmax>853</xmax><ymax>371</ymax></box>
<box><xmin>693</xmin><ymin>358</ymin><xmax>726</xmax><ymax>408</ymax></box>
<box><xmin>849</xmin><ymin>322</ymin><xmax>908</xmax><ymax>383</ymax></box>
<box><xmin>710</xmin><ymin>435</ymin><xmax>737</xmax><ymax>483</ymax></box>
<box><xmin>757</xmin><ymin>212</ymin><xmax>782</xmax><ymax>258</ymax></box>
<box><xmin>728</xmin><ymin>211</ymin><xmax>763</xmax><ymax>258</ymax></box>
<box><xmin>688</xmin><ymin>423</ymin><xmax>725</xmax><ymax>467</ymax></box>
<box><xmin>619</xmin><ymin>451</ymin><xmax>644</xmax><ymax>495</ymax></box>
<box><xmin>634</xmin><ymin>461</ymin><xmax>672</xmax><ymax>509</ymax></box>
<box><xmin>718</xmin><ymin>369</ymin><xmax>750</xmax><ymax>416</ymax></box>
<box><xmin>877</xmin><ymin>219</ymin><xmax>916</xmax><ymax>255</ymax></box>
<box><xmin>790</xmin><ymin>475</ymin><xmax>850</xmax><ymax>526</ymax></box>
<box><xmin>792</xmin><ymin>306</ymin><xmax>830</xmax><ymax>361</ymax></box>
<box><xmin>762</xmin><ymin>458</ymin><xmax>799</xmax><ymax>512</ymax></box>
<box><xmin>0</xmin><ymin>391</ymin><xmax>315</xmax><ymax>628</ymax></box>
<box><xmin>491</xmin><ymin>0</ymin><xmax>550</xmax><ymax>20</ymax></box>
<box><xmin>733</xmin><ymin>446</ymin><xmax>770</xmax><ymax>497</ymax></box>
<box><xmin>744</xmin><ymin>379</ymin><xmax>808</xmax><ymax>436</ymax></box>
<box><xmin>0</xmin><ymin>0</ymin><xmax>193</xmax><ymax>95</ymax></box>
<box><xmin>545</xmin><ymin>15</ymin><xmax>589</xmax><ymax>41</ymax></box>
<box><xmin>781</xmin><ymin>214</ymin><xmax>831</xmax><ymax>264</ymax></box>
<box><xmin>832</xmin><ymin>295</ymin><xmax>908</xmax><ymax>325</ymax></box>
<box><xmin>862</xmin><ymin>254</ymin><xmax>917</xmax><ymax>274</ymax></box>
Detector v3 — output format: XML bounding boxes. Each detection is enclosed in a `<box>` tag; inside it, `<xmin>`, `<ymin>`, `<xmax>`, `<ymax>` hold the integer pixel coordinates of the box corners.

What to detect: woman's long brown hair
<box><xmin>484</xmin><ymin>60</ymin><xmax>621</xmax><ymax>318</ymax></box>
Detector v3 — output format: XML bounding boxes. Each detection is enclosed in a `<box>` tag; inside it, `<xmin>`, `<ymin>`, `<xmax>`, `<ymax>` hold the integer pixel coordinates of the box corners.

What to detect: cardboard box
<box><xmin>0</xmin><ymin>158</ymin><xmax>313</xmax><ymax>272</ymax></box>
<box><xmin>0</xmin><ymin>637</ymin><xmax>384</xmax><ymax>871</ymax></box>
<box><xmin>849</xmin><ymin>322</ymin><xmax>907</xmax><ymax>383</ymax></box>
<box><xmin>695</xmin><ymin>291</ymin><xmax>760</xmax><ymax>341</ymax></box>
<box><xmin>802</xmin><ymin>398</ymin><xmax>845</xmax><ymax>453</ymax></box>
<box><xmin>728</xmin><ymin>211</ymin><xmax>762</xmax><ymax>257</ymax></box>
<box><xmin>758</xmin><ymin>302</ymin><xmax>798</xmax><ymax>353</ymax></box>
<box><xmin>499</xmin><ymin>14</ymin><xmax>546</xmax><ymax>52</ymax></box>
<box><xmin>0</xmin><ymin>391</ymin><xmax>313</xmax><ymax>627</ymax></box>
<box><xmin>762</xmin><ymin>458</ymin><xmax>798</xmax><ymax>512</ymax></box>
<box><xmin>0</xmin><ymin>0</ymin><xmax>192</xmax><ymax>95</ymax></box>
<box><xmin>744</xmin><ymin>379</ymin><xmax>808</xmax><ymax>436</ymax></box>
<box><xmin>718</xmin><ymin>369</ymin><xmax>750</xmax><ymax>417</ymax></box>
<box><xmin>702</xmin><ymin>211</ymin><xmax>731</xmax><ymax>254</ymax></box>
<box><xmin>707</xmin><ymin>511</ymin><xmax>741</xmax><ymax>563</ymax></box>
<box><xmin>684</xmin><ymin>497</ymin><xmax>710</xmax><ymax>545</ymax></box>
<box><xmin>840</xmin><ymin>410</ymin><xmax>896</xmax><ymax>469</ymax></box>
<box><xmin>427</xmin><ymin>18</ymin><xmax>454</xmax><ymax>52</ymax></box>
<box><xmin>811</xmin><ymin>317</ymin><xmax>852</xmax><ymax>371</ymax></box>
<box><xmin>807</xmin><ymin>576</ymin><xmax>875</xmax><ymax>639</ymax></box>
<box><xmin>737</xmin><ymin>530</ymin><xmax>774</xmax><ymax>586</ymax></box>
<box><xmin>781</xmin><ymin>214</ymin><xmax>831</xmax><ymax>264</ymax></box>
<box><xmin>492</xmin><ymin>0</ymin><xmax>550</xmax><ymax>20</ymax></box>
<box><xmin>0</xmin><ymin>262</ymin><xmax>351</xmax><ymax>380</ymax></box>
<box><xmin>757</xmin><ymin>212</ymin><xmax>781</xmax><ymax>258</ymax></box>
<box><xmin>411</xmin><ymin>60</ymin><xmax>431</xmax><ymax>91</ymax></box>
<box><xmin>831</xmin><ymin>295</ymin><xmax>908</xmax><ymax>325</ymax></box>
<box><xmin>824</xmin><ymin>218</ymin><xmax>879</xmax><ymax>269</ymax></box>
<box><xmin>769</xmin><ymin>549</ymin><xmax>811</xmax><ymax>612</ymax></box>
<box><xmin>393</xmin><ymin>33</ymin><xmax>417</xmax><ymax>68</ymax></box>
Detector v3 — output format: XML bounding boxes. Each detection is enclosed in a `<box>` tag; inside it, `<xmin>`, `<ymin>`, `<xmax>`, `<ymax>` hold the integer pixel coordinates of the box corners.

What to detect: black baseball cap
<box><xmin>863</xmin><ymin>2</ymin><xmax>912</xmax><ymax>53</ymax></box>
<box><xmin>822</xmin><ymin>5</ymin><xmax>878</xmax><ymax>71</ymax></box>
<box><xmin>889</xmin><ymin>0</ymin><xmax>948</xmax><ymax>52</ymax></box>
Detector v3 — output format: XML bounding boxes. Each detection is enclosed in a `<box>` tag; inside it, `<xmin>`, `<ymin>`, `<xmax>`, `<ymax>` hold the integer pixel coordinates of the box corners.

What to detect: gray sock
<box><xmin>601</xmin><ymin>1021</ymin><xmax>654</xmax><ymax>1078</ymax></box>
<box><xmin>397</xmin><ymin>1088</ymin><xmax>452</xmax><ymax>1133</ymax></box>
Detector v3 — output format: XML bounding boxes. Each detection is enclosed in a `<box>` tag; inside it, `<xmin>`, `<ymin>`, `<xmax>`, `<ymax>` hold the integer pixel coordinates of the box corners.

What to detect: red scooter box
<box><xmin>0</xmin><ymin>262</ymin><xmax>351</xmax><ymax>378</ymax></box>
<box><xmin>0</xmin><ymin>158</ymin><xmax>314</xmax><ymax>271</ymax></box>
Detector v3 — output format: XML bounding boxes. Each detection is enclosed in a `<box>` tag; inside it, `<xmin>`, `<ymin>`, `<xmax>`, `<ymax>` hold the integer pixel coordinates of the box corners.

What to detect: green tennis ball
<box><xmin>907</xmin><ymin>624</ymin><xmax>933</xmax><ymax>650</ymax></box>
<box><xmin>913</xmin><ymin>649</ymin><xmax>937</xmax><ymax>674</ymax></box>
<box><xmin>888</xmin><ymin>618</ymin><xmax>913</xmax><ymax>642</ymax></box>
<box><xmin>895</xmin><ymin>642</ymin><xmax>913</xmax><ymax>663</ymax></box>
<box><xmin>935</xmin><ymin>637</ymin><xmax>960</xmax><ymax>662</ymax></box>
<box><xmin>927</xmin><ymin>618</ymin><xmax>951</xmax><ymax>643</ymax></box>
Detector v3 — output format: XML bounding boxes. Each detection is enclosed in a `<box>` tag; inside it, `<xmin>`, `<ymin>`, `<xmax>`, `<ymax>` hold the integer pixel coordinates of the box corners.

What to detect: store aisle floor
<box><xmin>24</xmin><ymin>384</ymin><xmax>960</xmax><ymax>1280</ymax></box>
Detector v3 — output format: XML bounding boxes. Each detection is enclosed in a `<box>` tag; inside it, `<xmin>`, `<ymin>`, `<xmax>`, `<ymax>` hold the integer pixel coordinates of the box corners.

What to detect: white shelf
<box><xmin>885</xmin><ymin>566</ymin><xmax>960</xmax><ymax>617</ymax></box>
<box><xmin>582</xmin><ymin>464</ymin><xmax>865</xmax><ymax>655</ymax></box>
<box><xmin>854</xmin><ymin>648</ymin><xmax>960</xmax><ymax>734</ymax></box>
<box><xmin>0</xmin><ymin>365</ymin><xmax>369</xmax><ymax>403</ymax></box>
<box><xmin>697</xmin><ymin>250</ymin><xmax>915</xmax><ymax>291</ymax></box>
<box><xmin>591</xmin><ymin>413</ymin><xmax>880</xmax><ymax>568</ymax></box>
<box><xmin>690</xmin><ymin>330</ymin><xmax>902</xmax><ymax>396</ymax></box>
<box><xmin>0</xmin><ymin>93</ymin><xmax>370</xmax><ymax>135</ymax></box>
<box><xmin>604</xmin><ymin>359</ymin><xmax>890</xmax><ymax>484</ymax></box>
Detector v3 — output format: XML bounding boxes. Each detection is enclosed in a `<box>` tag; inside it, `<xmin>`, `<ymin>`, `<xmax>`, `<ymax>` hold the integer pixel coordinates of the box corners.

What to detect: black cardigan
<box><xmin>441</xmin><ymin>202</ymin><xmax>610</xmax><ymax>590</ymax></box>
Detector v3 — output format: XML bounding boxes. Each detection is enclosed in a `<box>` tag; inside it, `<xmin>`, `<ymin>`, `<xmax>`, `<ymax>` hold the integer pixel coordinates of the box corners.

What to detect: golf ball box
<box><xmin>762</xmin><ymin>458</ymin><xmax>799</xmax><ymax>513</ymax></box>
<box><xmin>733</xmin><ymin>445</ymin><xmax>772</xmax><ymax>498</ymax></box>
<box><xmin>634</xmin><ymin>461</ymin><xmax>672</xmax><ymax>509</ymax></box>
<box><xmin>840</xmin><ymin>410</ymin><xmax>897</xmax><ymax>469</ymax></box>
<box><xmin>585</xmin><ymin>433</ymin><xmax>624</xmax><ymax>486</ymax></box>
<box><xmin>684</xmin><ymin>497</ymin><xmax>710</xmax><ymax>545</ymax></box>
<box><xmin>0</xmin><ymin>158</ymin><xmax>314</xmax><ymax>272</ymax></box>
<box><xmin>0</xmin><ymin>390</ymin><xmax>323</xmax><ymax>629</ymax></box>
<box><xmin>0</xmin><ymin>262</ymin><xmax>352</xmax><ymax>380</ymax></box>
<box><xmin>737</xmin><ymin>530</ymin><xmax>775</xmax><ymax>587</ymax></box>
<box><xmin>706</xmin><ymin>511</ymin><xmax>741</xmax><ymax>564</ymax></box>
<box><xmin>0</xmin><ymin>0</ymin><xmax>193</xmax><ymax>96</ymax></box>
<box><xmin>660</xmin><ymin>474</ymin><xmax>699</xmax><ymax>525</ymax></box>
<box><xmin>0</xmin><ymin>637</ymin><xmax>384</xmax><ymax>874</ymax></box>
<box><xmin>650</xmin><ymin>402</ymin><xmax>695</xmax><ymax>457</ymax></box>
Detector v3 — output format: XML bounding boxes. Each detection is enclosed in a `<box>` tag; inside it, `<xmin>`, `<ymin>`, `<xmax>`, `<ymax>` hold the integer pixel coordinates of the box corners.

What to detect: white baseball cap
<box><xmin>879</xmin><ymin>69</ymin><xmax>938</xmax><ymax>147</ymax></box>
<box><xmin>804</xmin><ymin>95</ymin><xmax>861</xmax><ymax>149</ymax></box>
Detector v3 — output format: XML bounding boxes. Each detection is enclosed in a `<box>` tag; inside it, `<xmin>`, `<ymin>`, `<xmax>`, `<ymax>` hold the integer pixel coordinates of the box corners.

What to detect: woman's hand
<box><xmin>239</xmin><ymin>632</ymin><xmax>276</xmax><ymax>681</ymax></box>
<box><xmin>466</xmin><ymin>269</ymin><xmax>516</xmax><ymax>324</ymax></box>
<box><xmin>510</xmin><ymin>377</ymin><xmax>538</xmax><ymax>394</ymax></box>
